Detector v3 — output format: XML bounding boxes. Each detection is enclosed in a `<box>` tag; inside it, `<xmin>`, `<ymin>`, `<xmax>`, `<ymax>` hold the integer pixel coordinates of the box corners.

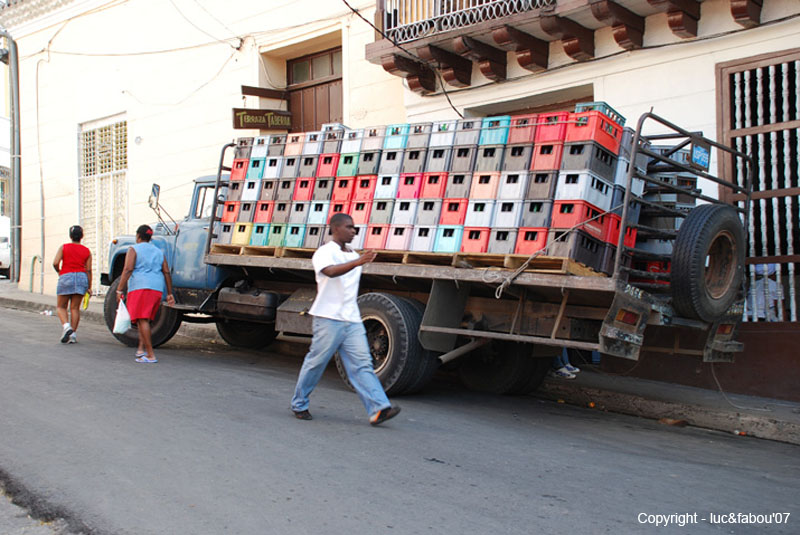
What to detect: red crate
<box><xmin>530</xmin><ymin>142</ymin><xmax>564</xmax><ymax>171</ymax></box>
<box><xmin>515</xmin><ymin>228</ymin><xmax>548</xmax><ymax>255</ymax></box>
<box><xmin>354</xmin><ymin>176</ymin><xmax>378</xmax><ymax>201</ymax></box>
<box><xmin>230</xmin><ymin>159</ymin><xmax>249</xmax><ymax>181</ymax></box>
<box><xmin>461</xmin><ymin>227</ymin><xmax>491</xmax><ymax>253</ymax></box>
<box><xmin>316</xmin><ymin>153</ymin><xmax>341</xmax><ymax>177</ymax></box>
<box><xmin>533</xmin><ymin>112</ymin><xmax>569</xmax><ymax>143</ymax></box>
<box><xmin>603</xmin><ymin>214</ymin><xmax>637</xmax><ymax>248</ymax></box>
<box><xmin>222</xmin><ymin>201</ymin><xmax>240</xmax><ymax>223</ymax></box>
<box><xmin>350</xmin><ymin>200</ymin><xmax>372</xmax><ymax>225</ymax></box>
<box><xmin>550</xmin><ymin>200</ymin><xmax>607</xmax><ymax>241</ymax></box>
<box><xmin>293</xmin><ymin>178</ymin><xmax>315</xmax><ymax>201</ymax></box>
<box><xmin>397</xmin><ymin>173</ymin><xmax>423</xmax><ymax>198</ymax></box>
<box><xmin>508</xmin><ymin>114</ymin><xmax>538</xmax><ymax>144</ymax></box>
<box><xmin>332</xmin><ymin>177</ymin><xmax>356</xmax><ymax>202</ymax></box>
<box><xmin>439</xmin><ymin>199</ymin><xmax>469</xmax><ymax>226</ymax></box>
<box><xmin>469</xmin><ymin>172</ymin><xmax>500</xmax><ymax>199</ymax></box>
<box><xmin>254</xmin><ymin>201</ymin><xmax>274</xmax><ymax>224</ymax></box>
<box><xmin>328</xmin><ymin>201</ymin><xmax>351</xmax><ymax>222</ymax></box>
<box><xmin>421</xmin><ymin>172</ymin><xmax>448</xmax><ymax>198</ymax></box>
<box><xmin>565</xmin><ymin>111</ymin><xmax>623</xmax><ymax>154</ymax></box>
<box><xmin>364</xmin><ymin>225</ymin><xmax>389</xmax><ymax>249</ymax></box>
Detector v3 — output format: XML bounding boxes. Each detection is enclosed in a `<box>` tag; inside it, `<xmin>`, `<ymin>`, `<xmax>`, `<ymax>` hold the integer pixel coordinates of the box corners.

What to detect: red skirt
<box><xmin>127</xmin><ymin>289</ymin><xmax>163</xmax><ymax>321</ymax></box>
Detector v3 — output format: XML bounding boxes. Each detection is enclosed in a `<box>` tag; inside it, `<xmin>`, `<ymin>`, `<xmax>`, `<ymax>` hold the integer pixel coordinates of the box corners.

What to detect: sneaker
<box><xmin>553</xmin><ymin>367</ymin><xmax>576</xmax><ymax>379</ymax></box>
<box><xmin>60</xmin><ymin>325</ymin><xmax>74</xmax><ymax>343</ymax></box>
<box><xmin>68</xmin><ymin>333</ymin><xmax>77</xmax><ymax>344</ymax></box>
<box><xmin>370</xmin><ymin>406</ymin><xmax>401</xmax><ymax>426</ymax></box>
<box><xmin>292</xmin><ymin>409</ymin><xmax>312</xmax><ymax>421</ymax></box>
<box><xmin>564</xmin><ymin>364</ymin><xmax>580</xmax><ymax>373</ymax></box>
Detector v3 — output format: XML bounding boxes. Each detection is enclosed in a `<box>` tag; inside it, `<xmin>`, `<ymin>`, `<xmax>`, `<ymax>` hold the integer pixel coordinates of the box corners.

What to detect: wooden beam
<box><xmin>241</xmin><ymin>85</ymin><xmax>287</xmax><ymax>100</ymax></box>
<box><xmin>647</xmin><ymin>0</ymin><xmax>700</xmax><ymax>38</ymax></box>
<box><xmin>491</xmin><ymin>25</ymin><xmax>549</xmax><ymax>73</ymax></box>
<box><xmin>540</xmin><ymin>14</ymin><xmax>595</xmax><ymax>61</ymax></box>
<box><xmin>380</xmin><ymin>54</ymin><xmax>436</xmax><ymax>95</ymax></box>
<box><xmin>730</xmin><ymin>0</ymin><xmax>763</xmax><ymax>28</ymax></box>
<box><xmin>416</xmin><ymin>44</ymin><xmax>472</xmax><ymax>88</ymax></box>
<box><xmin>589</xmin><ymin>0</ymin><xmax>645</xmax><ymax>50</ymax></box>
<box><xmin>453</xmin><ymin>35</ymin><xmax>506</xmax><ymax>82</ymax></box>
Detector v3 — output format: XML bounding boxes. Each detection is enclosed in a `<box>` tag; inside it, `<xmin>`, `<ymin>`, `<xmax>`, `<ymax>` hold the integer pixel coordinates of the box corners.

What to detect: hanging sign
<box><xmin>232</xmin><ymin>108</ymin><xmax>292</xmax><ymax>130</ymax></box>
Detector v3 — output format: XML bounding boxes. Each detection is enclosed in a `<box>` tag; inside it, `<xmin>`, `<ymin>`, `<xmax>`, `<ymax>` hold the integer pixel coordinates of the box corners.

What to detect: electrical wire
<box><xmin>167</xmin><ymin>0</ymin><xmax>239</xmax><ymax>50</ymax></box>
<box><xmin>190</xmin><ymin>0</ymin><xmax>239</xmax><ymax>42</ymax></box>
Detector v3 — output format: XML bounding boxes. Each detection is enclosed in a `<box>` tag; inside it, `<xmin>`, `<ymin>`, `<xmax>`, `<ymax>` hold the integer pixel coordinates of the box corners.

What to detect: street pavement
<box><xmin>0</xmin><ymin>306</ymin><xmax>799</xmax><ymax>535</ymax></box>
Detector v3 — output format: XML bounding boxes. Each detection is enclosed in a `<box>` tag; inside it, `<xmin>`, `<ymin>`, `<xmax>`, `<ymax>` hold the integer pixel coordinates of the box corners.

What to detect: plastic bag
<box><xmin>113</xmin><ymin>299</ymin><xmax>131</xmax><ymax>334</ymax></box>
<box><xmin>81</xmin><ymin>292</ymin><xmax>90</xmax><ymax>310</ymax></box>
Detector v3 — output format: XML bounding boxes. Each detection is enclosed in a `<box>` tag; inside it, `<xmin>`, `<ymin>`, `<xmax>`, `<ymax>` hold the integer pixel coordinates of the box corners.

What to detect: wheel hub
<box><xmin>705</xmin><ymin>230</ymin><xmax>736</xmax><ymax>300</ymax></box>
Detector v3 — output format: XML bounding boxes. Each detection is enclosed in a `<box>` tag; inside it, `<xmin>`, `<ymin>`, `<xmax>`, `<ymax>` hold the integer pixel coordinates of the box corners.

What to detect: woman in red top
<box><xmin>52</xmin><ymin>225</ymin><xmax>92</xmax><ymax>343</ymax></box>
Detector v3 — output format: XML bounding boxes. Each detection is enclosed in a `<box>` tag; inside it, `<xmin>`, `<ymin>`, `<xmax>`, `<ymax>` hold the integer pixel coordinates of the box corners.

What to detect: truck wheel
<box><xmin>103</xmin><ymin>276</ymin><xmax>182</xmax><ymax>348</ymax></box>
<box><xmin>215</xmin><ymin>319</ymin><xmax>277</xmax><ymax>349</ymax></box>
<box><xmin>459</xmin><ymin>341</ymin><xmax>536</xmax><ymax>395</ymax></box>
<box><xmin>398</xmin><ymin>298</ymin><xmax>440</xmax><ymax>394</ymax></box>
<box><xmin>334</xmin><ymin>292</ymin><xmax>422</xmax><ymax>396</ymax></box>
<box><xmin>671</xmin><ymin>204</ymin><xmax>745</xmax><ymax>322</ymax></box>
<box><xmin>512</xmin><ymin>345</ymin><xmax>562</xmax><ymax>395</ymax></box>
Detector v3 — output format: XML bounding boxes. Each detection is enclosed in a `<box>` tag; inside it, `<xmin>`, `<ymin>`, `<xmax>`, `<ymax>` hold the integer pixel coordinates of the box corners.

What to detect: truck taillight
<box><xmin>615</xmin><ymin>309</ymin><xmax>640</xmax><ymax>325</ymax></box>
<box><xmin>716</xmin><ymin>324</ymin><xmax>734</xmax><ymax>336</ymax></box>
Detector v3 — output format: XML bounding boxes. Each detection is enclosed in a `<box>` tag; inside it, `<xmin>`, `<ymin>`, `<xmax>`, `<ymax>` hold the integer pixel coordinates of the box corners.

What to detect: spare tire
<box><xmin>671</xmin><ymin>204</ymin><xmax>745</xmax><ymax>322</ymax></box>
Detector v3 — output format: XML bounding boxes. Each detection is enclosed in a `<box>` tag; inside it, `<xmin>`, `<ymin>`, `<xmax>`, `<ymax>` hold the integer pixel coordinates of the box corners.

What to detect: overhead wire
<box><xmin>167</xmin><ymin>0</ymin><xmax>239</xmax><ymax>50</ymax></box>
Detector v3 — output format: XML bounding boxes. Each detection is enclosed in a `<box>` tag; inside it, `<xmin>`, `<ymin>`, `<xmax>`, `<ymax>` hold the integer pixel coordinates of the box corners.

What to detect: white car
<box><xmin>0</xmin><ymin>215</ymin><xmax>9</xmax><ymax>278</ymax></box>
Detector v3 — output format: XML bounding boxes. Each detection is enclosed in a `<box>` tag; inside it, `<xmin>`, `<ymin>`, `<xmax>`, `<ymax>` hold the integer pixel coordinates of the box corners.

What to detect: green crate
<box><xmin>267</xmin><ymin>223</ymin><xmax>286</xmax><ymax>247</ymax></box>
<box><xmin>575</xmin><ymin>101</ymin><xmax>625</xmax><ymax>126</ymax></box>
<box><xmin>337</xmin><ymin>153</ymin><xmax>360</xmax><ymax>176</ymax></box>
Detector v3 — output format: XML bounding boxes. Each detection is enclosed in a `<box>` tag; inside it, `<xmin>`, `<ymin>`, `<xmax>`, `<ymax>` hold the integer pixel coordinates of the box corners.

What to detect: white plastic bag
<box><xmin>113</xmin><ymin>299</ymin><xmax>131</xmax><ymax>334</ymax></box>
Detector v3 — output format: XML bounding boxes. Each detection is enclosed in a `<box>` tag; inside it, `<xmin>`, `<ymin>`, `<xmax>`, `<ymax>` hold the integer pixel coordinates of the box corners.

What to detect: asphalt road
<box><xmin>0</xmin><ymin>307</ymin><xmax>798</xmax><ymax>535</ymax></box>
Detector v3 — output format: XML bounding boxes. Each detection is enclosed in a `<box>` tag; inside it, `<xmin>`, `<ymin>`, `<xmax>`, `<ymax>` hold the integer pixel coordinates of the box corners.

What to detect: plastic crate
<box><xmin>547</xmin><ymin>229</ymin><xmax>604</xmax><ymax>272</ymax></box>
<box><xmin>386</xmin><ymin>225</ymin><xmax>413</xmax><ymax>250</ymax></box>
<box><xmin>410</xmin><ymin>226</ymin><xmax>436</xmax><ymax>252</ymax></box>
<box><xmin>354</xmin><ymin>176</ymin><xmax>378</xmax><ymax>201</ymax></box>
<box><xmin>469</xmin><ymin>172</ymin><xmax>500</xmax><ymax>199</ymax></box>
<box><xmin>508</xmin><ymin>114</ymin><xmax>538</xmax><ymax>144</ymax></box>
<box><xmin>307</xmin><ymin>201</ymin><xmax>330</xmax><ymax>225</ymax></box>
<box><xmin>502</xmin><ymin>144</ymin><xmax>533</xmax><ymax>172</ymax></box>
<box><xmin>322</xmin><ymin>130</ymin><xmax>343</xmax><ymax>154</ymax></box>
<box><xmin>534</xmin><ymin>112</ymin><xmax>569</xmax><ymax>143</ymax></box>
<box><xmin>384</xmin><ymin>124</ymin><xmax>410</xmax><ymax>150</ymax></box>
<box><xmin>231</xmin><ymin>222</ymin><xmax>253</xmax><ymax>246</ymax></box>
<box><xmin>416</xmin><ymin>199</ymin><xmax>442</xmax><ymax>226</ymax></box>
<box><xmin>530</xmin><ymin>142</ymin><xmax>564</xmax><ymax>171</ymax></box>
<box><xmin>430</xmin><ymin>120</ymin><xmax>457</xmax><ymax>146</ymax></box>
<box><xmin>600</xmin><ymin>244</ymin><xmax>633</xmax><ymax>276</ymax></box>
<box><xmin>474</xmin><ymin>145</ymin><xmax>505</xmax><ymax>172</ymax></box>
<box><xmin>328</xmin><ymin>201</ymin><xmax>351</xmax><ymax>222</ymax></box>
<box><xmin>479</xmin><ymin>115</ymin><xmax>511</xmax><ymax>146</ymax></box>
<box><xmin>461</xmin><ymin>227</ymin><xmax>491</xmax><ymax>253</ymax></box>
<box><xmin>636</xmin><ymin>237</ymin><xmax>673</xmax><ymax>255</ymax></box>
<box><xmin>218</xmin><ymin>223</ymin><xmax>234</xmax><ymax>244</ymax></box>
<box><xmin>565</xmin><ymin>111</ymin><xmax>623</xmax><ymax>154</ymax></box>
<box><xmin>407</xmin><ymin>123</ymin><xmax>433</xmax><ymax>148</ymax></box>
<box><xmin>280</xmin><ymin>156</ymin><xmax>300</xmax><ymax>179</ymax></box>
<box><xmin>284</xmin><ymin>224</ymin><xmax>306</xmax><ymax>248</ymax></box>
<box><xmin>440</xmin><ymin>199</ymin><xmax>469</xmax><ymax>225</ymax></box>
<box><xmin>245</xmin><ymin>158</ymin><xmax>265</xmax><ymax>180</ymax></box>
<box><xmin>249</xmin><ymin>223</ymin><xmax>270</xmax><ymax>246</ymax></box>
<box><xmin>378</xmin><ymin>150</ymin><xmax>404</xmax><ymax>175</ymax></box>
<box><xmin>561</xmin><ymin>142</ymin><xmax>617</xmax><ymax>182</ymax></box>
<box><xmin>332</xmin><ymin>177</ymin><xmax>356</xmax><ymax>202</ymax></box>
<box><xmin>464</xmin><ymin>200</ymin><xmax>495</xmax><ymax>227</ymax></box>
<box><xmin>312</xmin><ymin>178</ymin><xmax>334</xmax><ymax>201</ymax></box>
<box><xmin>266</xmin><ymin>223</ymin><xmax>286</xmax><ymax>246</ymax></box>
<box><xmin>275</xmin><ymin>179</ymin><xmax>296</xmax><ymax>201</ymax></box>
<box><xmin>260</xmin><ymin>179</ymin><xmax>278</xmax><ymax>201</ymax></box>
<box><xmin>351</xmin><ymin>225</ymin><xmax>366</xmax><ymax>249</ymax></box>
<box><xmin>613</xmin><ymin>156</ymin><xmax>645</xmax><ymax>196</ymax></box>
<box><xmin>515</xmin><ymin>228</ymin><xmax>548</xmax><ymax>255</ymax></box>
<box><xmin>492</xmin><ymin>200</ymin><xmax>524</xmax><ymax>228</ymax></box>
<box><xmin>317</xmin><ymin>153</ymin><xmax>341</xmax><ymax>178</ymax></box>
<box><xmin>525</xmin><ymin>171</ymin><xmax>557</xmax><ymax>199</ymax></box>
<box><xmin>618</xmin><ymin>127</ymin><xmax>650</xmax><ymax>164</ymax></box>
<box><xmin>303</xmin><ymin>225</ymin><xmax>326</xmax><ymax>249</ymax></box>
<box><xmin>230</xmin><ymin>159</ymin><xmax>249</xmax><ymax>181</ymax></box>
<box><xmin>397</xmin><ymin>173</ymin><xmax>423</xmax><ymax>199</ymax></box>
<box><xmin>369</xmin><ymin>200</ymin><xmax>395</xmax><ymax>225</ymax></box>
<box><xmin>350</xmin><ymin>200</ymin><xmax>372</xmax><ymax>225</ymax></box>
<box><xmin>421</xmin><ymin>172</ymin><xmax>448</xmax><ymax>198</ymax></box>
<box><xmin>337</xmin><ymin>153</ymin><xmax>359</xmax><ymax>177</ymax></box>
<box><xmin>489</xmin><ymin>228</ymin><xmax>518</xmax><ymax>254</ymax></box>
<box><xmin>298</xmin><ymin>155</ymin><xmax>319</xmax><ymax>178</ymax></box>
<box><xmin>361</xmin><ymin>126</ymin><xmax>385</xmax><ymax>151</ymax></box>
<box><xmin>574</xmin><ymin>101</ymin><xmax>626</xmax><ymax>126</ymax></box>
<box><xmin>222</xmin><ymin>201</ymin><xmax>240</xmax><ymax>223</ymax></box>
<box><xmin>550</xmin><ymin>200</ymin><xmax>607</xmax><ymax>241</ymax></box>
<box><xmin>293</xmin><ymin>178</ymin><xmax>315</xmax><ymax>202</ymax></box>
<box><xmin>357</xmin><ymin>150</ymin><xmax>381</xmax><ymax>175</ymax></box>
<box><xmin>302</xmin><ymin>131</ymin><xmax>324</xmax><ymax>155</ymax></box>
<box><xmin>425</xmin><ymin>147</ymin><xmax>452</xmax><ymax>172</ymax></box>
<box><xmin>402</xmin><ymin>148</ymin><xmax>427</xmax><ymax>174</ymax></box>
<box><xmin>284</xmin><ymin>133</ymin><xmax>305</xmax><ymax>156</ymax></box>
<box><xmin>272</xmin><ymin>201</ymin><xmax>291</xmax><ymax>224</ymax></box>
<box><xmin>227</xmin><ymin>181</ymin><xmax>243</xmax><ymax>202</ymax></box>
<box><xmin>450</xmin><ymin>145</ymin><xmax>478</xmax><ymax>173</ymax></box>
<box><xmin>254</xmin><ymin>201</ymin><xmax>274</xmax><ymax>224</ymax></box>
<box><xmin>374</xmin><ymin>175</ymin><xmax>399</xmax><ymax>198</ymax></box>
<box><xmin>434</xmin><ymin>226</ymin><xmax>464</xmax><ymax>253</ymax></box>
<box><xmin>521</xmin><ymin>200</ymin><xmax>553</xmax><ymax>227</ymax></box>
<box><xmin>445</xmin><ymin>173</ymin><xmax>473</xmax><ymax>198</ymax></box>
<box><xmin>238</xmin><ymin>201</ymin><xmax>256</xmax><ymax>223</ymax></box>
<box><xmin>392</xmin><ymin>200</ymin><xmax>419</xmax><ymax>226</ymax></box>
<box><xmin>241</xmin><ymin>179</ymin><xmax>261</xmax><ymax>202</ymax></box>
<box><xmin>555</xmin><ymin>170</ymin><xmax>614</xmax><ymax>212</ymax></box>
<box><xmin>289</xmin><ymin>202</ymin><xmax>309</xmax><ymax>224</ymax></box>
<box><xmin>262</xmin><ymin>156</ymin><xmax>283</xmax><ymax>179</ymax></box>
<box><xmin>341</xmin><ymin>129</ymin><xmax>364</xmax><ymax>153</ymax></box>
<box><xmin>611</xmin><ymin>185</ymin><xmax>642</xmax><ymax>223</ymax></box>
<box><xmin>603</xmin><ymin>214</ymin><xmax>637</xmax><ymax>248</ymax></box>
<box><xmin>235</xmin><ymin>137</ymin><xmax>253</xmax><ymax>160</ymax></box>
<box><xmin>267</xmin><ymin>135</ymin><xmax>286</xmax><ymax>156</ymax></box>
<box><xmin>250</xmin><ymin>136</ymin><xmax>269</xmax><ymax>159</ymax></box>
<box><xmin>364</xmin><ymin>225</ymin><xmax>389</xmax><ymax>249</ymax></box>
<box><xmin>497</xmin><ymin>171</ymin><xmax>530</xmax><ymax>200</ymax></box>
<box><xmin>454</xmin><ymin>119</ymin><xmax>481</xmax><ymax>145</ymax></box>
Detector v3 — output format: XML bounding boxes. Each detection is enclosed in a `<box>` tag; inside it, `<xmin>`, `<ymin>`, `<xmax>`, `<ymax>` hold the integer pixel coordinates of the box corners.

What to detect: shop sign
<box><xmin>232</xmin><ymin>108</ymin><xmax>292</xmax><ymax>130</ymax></box>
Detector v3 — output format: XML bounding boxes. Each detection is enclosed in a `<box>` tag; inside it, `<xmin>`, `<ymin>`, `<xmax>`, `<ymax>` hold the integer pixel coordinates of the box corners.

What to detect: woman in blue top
<box><xmin>116</xmin><ymin>225</ymin><xmax>175</xmax><ymax>363</ymax></box>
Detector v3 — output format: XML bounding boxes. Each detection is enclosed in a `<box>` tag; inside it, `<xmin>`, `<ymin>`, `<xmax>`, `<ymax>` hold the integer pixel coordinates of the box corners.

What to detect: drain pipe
<box><xmin>0</xmin><ymin>30</ymin><xmax>21</xmax><ymax>283</ymax></box>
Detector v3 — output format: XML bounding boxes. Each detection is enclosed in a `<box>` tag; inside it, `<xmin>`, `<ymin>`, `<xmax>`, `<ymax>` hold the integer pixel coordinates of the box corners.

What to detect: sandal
<box><xmin>135</xmin><ymin>352</ymin><xmax>147</xmax><ymax>358</ymax></box>
<box><xmin>135</xmin><ymin>356</ymin><xmax>158</xmax><ymax>363</ymax></box>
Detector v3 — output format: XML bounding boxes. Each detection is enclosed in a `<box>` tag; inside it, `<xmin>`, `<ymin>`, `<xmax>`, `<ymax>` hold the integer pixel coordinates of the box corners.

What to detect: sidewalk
<box><xmin>2</xmin><ymin>279</ymin><xmax>799</xmax><ymax>445</ymax></box>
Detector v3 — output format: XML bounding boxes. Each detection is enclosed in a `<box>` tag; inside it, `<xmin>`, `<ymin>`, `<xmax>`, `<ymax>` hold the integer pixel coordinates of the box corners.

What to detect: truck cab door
<box><xmin>171</xmin><ymin>183</ymin><xmax>224</xmax><ymax>290</ymax></box>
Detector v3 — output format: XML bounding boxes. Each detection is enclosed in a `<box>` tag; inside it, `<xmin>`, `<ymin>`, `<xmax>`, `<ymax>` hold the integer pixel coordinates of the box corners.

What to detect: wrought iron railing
<box><xmin>381</xmin><ymin>0</ymin><xmax>557</xmax><ymax>43</ymax></box>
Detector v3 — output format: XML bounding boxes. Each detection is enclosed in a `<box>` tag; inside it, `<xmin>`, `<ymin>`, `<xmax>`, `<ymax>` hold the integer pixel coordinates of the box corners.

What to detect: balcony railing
<box><xmin>382</xmin><ymin>0</ymin><xmax>557</xmax><ymax>44</ymax></box>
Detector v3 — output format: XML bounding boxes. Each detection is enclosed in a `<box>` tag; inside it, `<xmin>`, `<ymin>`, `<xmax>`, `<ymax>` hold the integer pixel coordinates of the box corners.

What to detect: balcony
<box><xmin>366</xmin><ymin>0</ymin><xmax>767</xmax><ymax>94</ymax></box>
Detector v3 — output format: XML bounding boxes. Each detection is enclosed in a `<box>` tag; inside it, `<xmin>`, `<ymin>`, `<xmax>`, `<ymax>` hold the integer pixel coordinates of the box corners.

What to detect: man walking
<box><xmin>291</xmin><ymin>213</ymin><xmax>401</xmax><ymax>426</ymax></box>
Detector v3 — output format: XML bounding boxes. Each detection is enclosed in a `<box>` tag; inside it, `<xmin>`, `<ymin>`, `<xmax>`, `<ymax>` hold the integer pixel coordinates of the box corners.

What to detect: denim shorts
<box><xmin>57</xmin><ymin>271</ymin><xmax>89</xmax><ymax>296</ymax></box>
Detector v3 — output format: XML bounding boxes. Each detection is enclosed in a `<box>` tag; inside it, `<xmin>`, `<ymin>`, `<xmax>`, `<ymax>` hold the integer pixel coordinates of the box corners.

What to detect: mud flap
<box><xmin>599</xmin><ymin>284</ymin><xmax>652</xmax><ymax>360</ymax></box>
<box><xmin>702</xmin><ymin>301</ymin><xmax>745</xmax><ymax>363</ymax></box>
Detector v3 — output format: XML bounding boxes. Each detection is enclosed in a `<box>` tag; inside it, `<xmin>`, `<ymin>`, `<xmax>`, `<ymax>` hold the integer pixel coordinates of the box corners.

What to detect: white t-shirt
<box><xmin>308</xmin><ymin>241</ymin><xmax>363</xmax><ymax>323</ymax></box>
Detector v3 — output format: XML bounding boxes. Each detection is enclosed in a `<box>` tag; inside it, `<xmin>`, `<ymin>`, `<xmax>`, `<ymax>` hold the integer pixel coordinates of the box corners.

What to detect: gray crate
<box><xmin>497</xmin><ymin>171</ymin><xmax>530</xmax><ymax>200</ymax></box>
<box><xmin>474</xmin><ymin>145</ymin><xmax>505</xmax><ymax>172</ymax></box>
<box><xmin>370</xmin><ymin>200</ymin><xmax>395</xmax><ymax>225</ymax></box>
<box><xmin>275</xmin><ymin>179</ymin><xmax>296</xmax><ymax>201</ymax></box>
<box><xmin>260</xmin><ymin>179</ymin><xmax>278</xmax><ymax>201</ymax></box>
<box><xmin>227</xmin><ymin>180</ymin><xmax>243</xmax><ymax>202</ymax></box>
<box><xmin>312</xmin><ymin>178</ymin><xmax>334</xmax><ymax>201</ymax></box>
<box><xmin>547</xmin><ymin>229</ymin><xmax>604</xmax><ymax>272</ymax></box>
<box><xmin>361</xmin><ymin>126</ymin><xmax>385</xmax><ymax>151</ymax></box>
<box><xmin>298</xmin><ymin>155</ymin><xmax>319</xmax><ymax>178</ymax></box>
<box><xmin>357</xmin><ymin>150</ymin><xmax>381</xmax><ymax>175</ymax></box>
<box><xmin>272</xmin><ymin>201</ymin><xmax>291</xmax><ymax>224</ymax></box>
<box><xmin>526</xmin><ymin>171</ymin><xmax>557</xmax><ymax>199</ymax></box>
<box><xmin>402</xmin><ymin>148</ymin><xmax>427</xmax><ymax>174</ymax></box>
<box><xmin>280</xmin><ymin>155</ymin><xmax>300</xmax><ymax>179</ymax></box>
<box><xmin>425</xmin><ymin>147</ymin><xmax>452</xmax><ymax>172</ymax></box>
<box><xmin>238</xmin><ymin>201</ymin><xmax>256</xmax><ymax>223</ymax></box>
<box><xmin>488</xmin><ymin>228</ymin><xmax>518</xmax><ymax>255</ymax></box>
<box><xmin>611</xmin><ymin>185</ymin><xmax>641</xmax><ymax>224</ymax></box>
<box><xmin>378</xmin><ymin>150</ymin><xmax>404</xmax><ymax>175</ymax></box>
<box><xmin>303</xmin><ymin>225</ymin><xmax>327</xmax><ymax>248</ymax></box>
<box><xmin>561</xmin><ymin>141</ymin><xmax>618</xmax><ymax>182</ymax></box>
<box><xmin>454</xmin><ymin>118</ymin><xmax>481</xmax><ymax>145</ymax></box>
<box><xmin>407</xmin><ymin>122</ymin><xmax>432</xmax><ymax>148</ymax></box>
<box><xmin>235</xmin><ymin>137</ymin><xmax>253</xmax><ymax>160</ymax></box>
<box><xmin>502</xmin><ymin>144</ymin><xmax>533</xmax><ymax>172</ymax></box>
<box><xmin>322</xmin><ymin>130</ymin><xmax>343</xmax><ymax>153</ymax></box>
<box><xmin>289</xmin><ymin>201</ymin><xmax>310</xmax><ymax>224</ymax></box>
<box><xmin>450</xmin><ymin>145</ymin><xmax>478</xmax><ymax>173</ymax></box>
<box><xmin>218</xmin><ymin>222</ymin><xmax>234</xmax><ymax>244</ymax></box>
<box><xmin>521</xmin><ymin>199</ymin><xmax>553</xmax><ymax>227</ymax></box>
<box><xmin>445</xmin><ymin>172</ymin><xmax>473</xmax><ymax>198</ymax></box>
<box><xmin>267</xmin><ymin>134</ymin><xmax>286</xmax><ymax>156</ymax></box>
<box><xmin>415</xmin><ymin>199</ymin><xmax>442</xmax><ymax>226</ymax></box>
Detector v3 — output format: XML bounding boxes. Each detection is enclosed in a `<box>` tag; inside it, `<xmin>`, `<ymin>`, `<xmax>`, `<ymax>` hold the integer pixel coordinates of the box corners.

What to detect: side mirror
<box><xmin>148</xmin><ymin>184</ymin><xmax>161</xmax><ymax>210</ymax></box>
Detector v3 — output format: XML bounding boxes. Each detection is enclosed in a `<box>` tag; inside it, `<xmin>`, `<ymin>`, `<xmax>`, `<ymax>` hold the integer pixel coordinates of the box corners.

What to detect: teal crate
<box><xmin>246</xmin><ymin>158</ymin><xmax>266</xmax><ymax>179</ymax></box>
<box><xmin>434</xmin><ymin>225</ymin><xmax>464</xmax><ymax>253</ymax></box>
<box><xmin>249</xmin><ymin>223</ymin><xmax>270</xmax><ymax>246</ymax></box>
<box><xmin>383</xmin><ymin>123</ymin><xmax>410</xmax><ymax>150</ymax></box>
<box><xmin>337</xmin><ymin>153</ymin><xmax>360</xmax><ymax>176</ymax></box>
<box><xmin>284</xmin><ymin>224</ymin><xmax>306</xmax><ymax>248</ymax></box>
<box><xmin>574</xmin><ymin>102</ymin><xmax>626</xmax><ymax>126</ymax></box>
<box><xmin>267</xmin><ymin>223</ymin><xmax>286</xmax><ymax>247</ymax></box>
<box><xmin>479</xmin><ymin>116</ymin><xmax>511</xmax><ymax>146</ymax></box>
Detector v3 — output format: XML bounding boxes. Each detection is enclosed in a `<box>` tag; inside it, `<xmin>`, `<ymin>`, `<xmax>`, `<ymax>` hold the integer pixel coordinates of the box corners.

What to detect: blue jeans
<box><xmin>553</xmin><ymin>348</ymin><xmax>570</xmax><ymax>369</ymax></box>
<box><xmin>291</xmin><ymin>317</ymin><xmax>391</xmax><ymax>417</ymax></box>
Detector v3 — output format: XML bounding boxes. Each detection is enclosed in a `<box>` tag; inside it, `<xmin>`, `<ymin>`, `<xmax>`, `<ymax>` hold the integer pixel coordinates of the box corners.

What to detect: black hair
<box><xmin>329</xmin><ymin>213</ymin><xmax>353</xmax><ymax>228</ymax></box>
<box><xmin>69</xmin><ymin>225</ymin><xmax>83</xmax><ymax>242</ymax></box>
<box><xmin>136</xmin><ymin>224</ymin><xmax>153</xmax><ymax>242</ymax></box>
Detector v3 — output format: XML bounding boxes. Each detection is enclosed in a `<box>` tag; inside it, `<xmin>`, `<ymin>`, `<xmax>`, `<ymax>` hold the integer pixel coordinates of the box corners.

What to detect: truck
<box><xmin>0</xmin><ymin>215</ymin><xmax>10</xmax><ymax>278</ymax></box>
<box><xmin>101</xmin><ymin>112</ymin><xmax>753</xmax><ymax>396</ymax></box>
